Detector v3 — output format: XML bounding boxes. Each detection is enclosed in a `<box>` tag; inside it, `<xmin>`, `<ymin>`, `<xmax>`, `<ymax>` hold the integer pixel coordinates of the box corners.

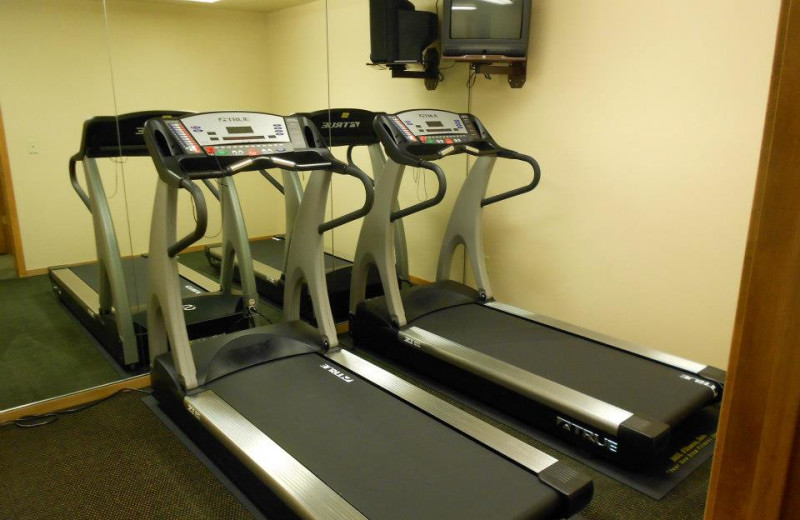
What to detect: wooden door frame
<box><xmin>0</xmin><ymin>105</ymin><xmax>26</xmax><ymax>277</ymax></box>
<box><xmin>705</xmin><ymin>0</ymin><xmax>800</xmax><ymax>517</ymax></box>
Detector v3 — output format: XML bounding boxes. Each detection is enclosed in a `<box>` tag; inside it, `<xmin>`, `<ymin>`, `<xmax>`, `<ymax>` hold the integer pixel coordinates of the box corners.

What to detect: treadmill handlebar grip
<box><xmin>69</xmin><ymin>155</ymin><xmax>92</xmax><ymax>210</ymax></box>
<box><xmin>318</xmin><ymin>163</ymin><xmax>375</xmax><ymax>234</ymax></box>
<box><xmin>168</xmin><ymin>178</ymin><xmax>208</xmax><ymax>258</ymax></box>
<box><xmin>390</xmin><ymin>161</ymin><xmax>447</xmax><ymax>222</ymax></box>
<box><xmin>480</xmin><ymin>149</ymin><xmax>541</xmax><ymax>207</ymax></box>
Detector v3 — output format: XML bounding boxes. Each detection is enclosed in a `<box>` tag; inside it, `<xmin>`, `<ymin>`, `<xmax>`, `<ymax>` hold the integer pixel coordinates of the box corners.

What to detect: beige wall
<box><xmin>326</xmin><ymin>0</ymin><xmax>471</xmax><ymax>281</ymax></box>
<box><xmin>0</xmin><ymin>0</ymin><xmax>115</xmax><ymax>271</ymax></box>
<box><xmin>468</xmin><ymin>0</ymin><xmax>780</xmax><ymax>368</ymax></box>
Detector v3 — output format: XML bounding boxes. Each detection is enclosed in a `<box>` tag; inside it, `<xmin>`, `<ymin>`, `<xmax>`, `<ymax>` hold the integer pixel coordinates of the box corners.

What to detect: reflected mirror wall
<box><xmin>0</xmin><ymin>0</ymin><xmax>119</xmax><ymax>410</ymax></box>
<box><xmin>0</xmin><ymin>0</ymin><xmax>330</xmax><ymax>411</ymax></box>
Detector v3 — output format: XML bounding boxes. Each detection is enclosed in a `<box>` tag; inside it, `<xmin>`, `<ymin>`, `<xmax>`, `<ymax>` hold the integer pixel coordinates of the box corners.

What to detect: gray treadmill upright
<box><xmin>204</xmin><ymin>108</ymin><xmax>404</xmax><ymax>322</ymax></box>
<box><xmin>145</xmin><ymin>110</ymin><xmax>592</xmax><ymax>519</ymax></box>
<box><xmin>349</xmin><ymin>109</ymin><xmax>726</xmax><ymax>469</ymax></box>
<box><xmin>49</xmin><ymin>111</ymin><xmax>257</xmax><ymax>368</ymax></box>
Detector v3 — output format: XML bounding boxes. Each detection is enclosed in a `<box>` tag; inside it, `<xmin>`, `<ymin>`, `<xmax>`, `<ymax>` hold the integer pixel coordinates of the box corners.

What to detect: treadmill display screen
<box><xmin>396</xmin><ymin>110</ymin><xmax>469</xmax><ymax>137</ymax></box>
<box><xmin>226</xmin><ymin>126</ymin><xmax>255</xmax><ymax>134</ymax></box>
<box><xmin>181</xmin><ymin>112</ymin><xmax>292</xmax><ymax>146</ymax></box>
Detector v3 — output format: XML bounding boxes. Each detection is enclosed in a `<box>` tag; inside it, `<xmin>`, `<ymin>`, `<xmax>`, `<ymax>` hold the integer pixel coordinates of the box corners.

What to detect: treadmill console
<box><xmin>164</xmin><ymin>112</ymin><xmax>304</xmax><ymax>157</ymax></box>
<box><xmin>144</xmin><ymin>111</ymin><xmax>343</xmax><ymax>183</ymax></box>
<box><xmin>375</xmin><ymin>109</ymin><xmax>504</xmax><ymax>164</ymax></box>
<box><xmin>387</xmin><ymin>109</ymin><xmax>478</xmax><ymax>145</ymax></box>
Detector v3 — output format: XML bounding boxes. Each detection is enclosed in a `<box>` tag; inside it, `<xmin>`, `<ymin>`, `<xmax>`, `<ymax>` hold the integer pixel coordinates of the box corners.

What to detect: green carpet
<box><xmin>0</xmin><ymin>392</ymin><xmax>254</xmax><ymax>520</ymax></box>
<box><xmin>0</xmin><ymin>275</ymin><xmax>120</xmax><ymax>410</ymax></box>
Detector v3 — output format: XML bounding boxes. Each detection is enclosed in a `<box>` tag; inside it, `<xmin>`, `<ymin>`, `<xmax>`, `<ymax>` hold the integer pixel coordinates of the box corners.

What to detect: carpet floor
<box><xmin>0</xmin><ymin>274</ymin><xmax>120</xmax><ymax>410</ymax></box>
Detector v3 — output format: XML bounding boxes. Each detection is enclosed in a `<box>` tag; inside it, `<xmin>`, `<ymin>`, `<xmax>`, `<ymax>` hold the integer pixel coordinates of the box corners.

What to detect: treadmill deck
<box><xmin>201</xmin><ymin>352</ymin><xmax>565</xmax><ymax>520</ymax></box>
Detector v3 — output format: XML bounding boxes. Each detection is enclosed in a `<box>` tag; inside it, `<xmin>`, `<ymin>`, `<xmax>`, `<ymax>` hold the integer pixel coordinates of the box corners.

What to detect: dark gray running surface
<box><xmin>207</xmin><ymin>353</ymin><xmax>563</xmax><ymax>520</ymax></box>
<box><xmin>414</xmin><ymin>304</ymin><xmax>714</xmax><ymax>425</ymax></box>
<box><xmin>71</xmin><ymin>256</ymin><xmax>205</xmax><ymax>308</ymax></box>
<box><xmin>247</xmin><ymin>237</ymin><xmax>352</xmax><ymax>274</ymax></box>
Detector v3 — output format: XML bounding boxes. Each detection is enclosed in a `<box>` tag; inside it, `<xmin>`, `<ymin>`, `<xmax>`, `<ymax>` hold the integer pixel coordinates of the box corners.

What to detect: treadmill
<box><xmin>49</xmin><ymin>111</ymin><xmax>258</xmax><ymax>369</ymax></box>
<box><xmin>349</xmin><ymin>109</ymin><xmax>727</xmax><ymax>469</ymax></box>
<box><xmin>204</xmin><ymin>109</ymin><xmax>394</xmax><ymax>323</ymax></box>
<box><xmin>146</xmin><ymin>110</ymin><xmax>592</xmax><ymax>519</ymax></box>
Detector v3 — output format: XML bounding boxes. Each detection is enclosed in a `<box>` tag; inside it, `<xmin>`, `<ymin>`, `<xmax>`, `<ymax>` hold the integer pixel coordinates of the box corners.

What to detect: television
<box><xmin>441</xmin><ymin>0</ymin><xmax>532</xmax><ymax>58</ymax></box>
<box><xmin>370</xmin><ymin>0</ymin><xmax>438</xmax><ymax>64</ymax></box>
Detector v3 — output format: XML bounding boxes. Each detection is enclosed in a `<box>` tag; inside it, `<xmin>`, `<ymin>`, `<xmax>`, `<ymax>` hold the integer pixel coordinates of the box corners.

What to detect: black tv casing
<box><xmin>370</xmin><ymin>0</ymin><xmax>438</xmax><ymax>63</ymax></box>
<box><xmin>441</xmin><ymin>0</ymin><xmax>532</xmax><ymax>58</ymax></box>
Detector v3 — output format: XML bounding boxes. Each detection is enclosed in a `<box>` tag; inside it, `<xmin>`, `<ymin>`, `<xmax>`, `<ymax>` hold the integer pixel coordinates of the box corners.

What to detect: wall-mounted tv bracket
<box><xmin>368</xmin><ymin>48</ymin><xmax>441</xmax><ymax>90</ymax></box>
<box><xmin>450</xmin><ymin>55</ymin><xmax>527</xmax><ymax>88</ymax></box>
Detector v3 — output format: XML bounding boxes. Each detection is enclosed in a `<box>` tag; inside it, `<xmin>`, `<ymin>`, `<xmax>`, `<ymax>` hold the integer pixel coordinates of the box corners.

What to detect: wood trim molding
<box><xmin>0</xmin><ymin>375</ymin><xmax>151</xmax><ymax>425</ymax></box>
<box><xmin>0</xmin><ymin>107</ymin><xmax>25</xmax><ymax>277</ymax></box>
<box><xmin>705</xmin><ymin>0</ymin><xmax>800</xmax><ymax>517</ymax></box>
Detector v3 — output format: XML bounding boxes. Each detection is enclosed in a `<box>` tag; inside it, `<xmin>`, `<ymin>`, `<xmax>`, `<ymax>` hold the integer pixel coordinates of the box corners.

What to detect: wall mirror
<box><xmin>0</xmin><ymin>0</ymin><xmax>329</xmax><ymax>412</ymax></box>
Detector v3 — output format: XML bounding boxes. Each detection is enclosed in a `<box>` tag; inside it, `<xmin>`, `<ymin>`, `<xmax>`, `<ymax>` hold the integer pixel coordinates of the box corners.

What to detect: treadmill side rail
<box><xmin>399</xmin><ymin>326</ymin><xmax>634</xmax><ymax>435</ymax></box>
<box><xmin>326</xmin><ymin>349</ymin><xmax>594</xmax><ymax>512</ymax></box>
<box><xmin>485</xmin><ymin>301</ymin><xmax>721</xmax><ymax>387</ymax></box>
<box><xmin>185</xmin><ymin>391</ymin><xmax>367</xmax><ymax>520</ymax></box>
<box><xmin>327</xmin><ymin>350</ymin><xmax>559</xmax><ymax>473</ymax></box>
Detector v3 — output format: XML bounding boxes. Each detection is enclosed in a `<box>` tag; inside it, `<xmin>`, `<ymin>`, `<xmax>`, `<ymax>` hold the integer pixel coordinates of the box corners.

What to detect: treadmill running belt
<box><xmin>249</xmin><ymin>238</ymin><xmax>351</xmax><ymax>274</ymax></box>
<box><xmin>413</xmin><ymin>304</ymin><xmax>714</xmax><ymax>426</ymax></box>
<box><xmin>207</xmin><ymin>354</ymin><xmax>562</xmax><ymax>520</ymax></box>
<box><xmin>71</xmin><ymin>257</ymin><xmax>204</xmax><ymax>308</ymax></box>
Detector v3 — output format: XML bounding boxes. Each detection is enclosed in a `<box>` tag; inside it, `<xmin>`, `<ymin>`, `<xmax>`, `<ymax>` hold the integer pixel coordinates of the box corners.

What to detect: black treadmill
<box><xmin>146</xmin><ymin>110</ymin><xmax>592</xmax><ymax>519</ymax></box>
<box><xmin>349</xmin><ymin>109</ymin><xmax>726</xmax><ymax>469</ymax></box>
<box><xmin>204</xmin><ymin>109</ymin><xmax>391</xmax><ymax>323</ymax></box>
<box><xmin>49</xmin><ymin>112</ymin><xmax>256</xmax><ymax>369</ymax></box>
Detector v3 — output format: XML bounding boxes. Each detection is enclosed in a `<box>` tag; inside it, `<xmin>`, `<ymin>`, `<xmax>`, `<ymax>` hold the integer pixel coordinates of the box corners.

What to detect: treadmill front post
<box><xmin>216</xmin><ymin>176</ymin><xmax>258</xmax><ymax>308</ymax></box>
<box><xmin>283</xmin><ymin>169</ymin><xmax>338</xmax><ymax>348</ymax></box>
<box><xmin>81</xmin><ymin>157</ymin><xmax>139</xmax><ymax>364</ymax></box>
<box><xmin>436</xmin><ymin>155</ymin><xmax>497</xmax><ymax>299</ymax></box>
<box><xmin>350</xmin><ymin>159</ymin><xmax>409</xmax><ymax>327</ymax></box>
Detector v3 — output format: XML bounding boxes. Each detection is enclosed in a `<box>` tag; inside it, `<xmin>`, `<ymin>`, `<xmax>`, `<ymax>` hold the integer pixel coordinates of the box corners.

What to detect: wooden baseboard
<box><xmin>0</xmin><ymin>375</ymin><xmax>151</xmax><ymax>424</ymax></box>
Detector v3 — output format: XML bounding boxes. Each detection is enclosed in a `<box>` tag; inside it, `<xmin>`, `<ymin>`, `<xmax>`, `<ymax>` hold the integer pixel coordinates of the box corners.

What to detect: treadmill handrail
<box><xmin>318</xmin><ymin>163</ymin><xmax>375</xmax><ymax>234</ymax></box>
<box><xmin>169</xmin><ymin>178</ymin><xmax>208</xmax><ymax>258</ymax></box>
<box><xmin>481</xmin><ymin>149</ymin><xmax>541</xmax><ymax>207</ymax></box>
<box><xmin>69</xmin><ymin>155</ymin><xmax>92</xmax><ymax>210</ymax></box>
<box><xmin>374</xmin><ymin>120</ymin><xmax>447</xmax><ymax>222</ymax></box>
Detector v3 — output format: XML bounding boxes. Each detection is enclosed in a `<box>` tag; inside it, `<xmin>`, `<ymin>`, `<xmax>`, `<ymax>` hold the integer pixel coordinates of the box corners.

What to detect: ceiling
<box><xmin>129</xmin><ymin>0</ymin><xmax>318</xmax><ymax>13</ymax></box>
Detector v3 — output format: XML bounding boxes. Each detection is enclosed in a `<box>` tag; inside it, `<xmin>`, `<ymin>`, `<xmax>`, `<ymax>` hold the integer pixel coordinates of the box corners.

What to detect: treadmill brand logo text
<box><xmin>679</xmin><ymin>374</ymin><xmax>719</xmax><ymax>397</ymax></box>
<box><xmin>320</xmin><ymin>364</ymin><xmax>354</xmax><ymax>384</ymax></box>
<box><xmin>218</xmin><ymin>117</ymin><xmax>249</xmax><ymax>122</ymax></box>
<box><xmin>321</xmin><ymin>121</ymin><xmax>360</xmax><ymax>129</ymax></box>
<box><xmin>418</xmin><ymin>113</ymin><xmax>438</xmax><ymax>118</ymax></box>
<box><xmin>556</xmin><ymin>417</ymin><xmax>619</xmax><ymax>454</ymax></box>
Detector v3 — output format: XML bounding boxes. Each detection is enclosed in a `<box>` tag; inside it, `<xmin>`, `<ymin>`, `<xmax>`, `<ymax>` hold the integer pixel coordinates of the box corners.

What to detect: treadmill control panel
<box><xmin>387</xmin><ymin>110</ymin><xmax>480</xmax><ymax>145</ymax></box>
<box><xmin>165</xmin><ymin>112</ymin><xmax>306</xmax><ymax>157</ymax></box>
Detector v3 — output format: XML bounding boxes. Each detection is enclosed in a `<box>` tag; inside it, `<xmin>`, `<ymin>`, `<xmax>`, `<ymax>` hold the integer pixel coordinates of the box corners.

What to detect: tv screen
<box><xmin>442</xmin><ymin>0</ymin><xmax>531</xmax><ymax>58</ymax></box>
<box><xmin>450</xmin><ymin>0</ymin><xmax>525</xmax><ymax>40</ymax></box>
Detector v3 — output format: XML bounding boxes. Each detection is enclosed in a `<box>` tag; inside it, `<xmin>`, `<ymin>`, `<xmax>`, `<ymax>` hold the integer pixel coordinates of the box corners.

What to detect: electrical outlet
<box><xmin>27</xmin><ymin>140</ymin><xmax>39</xmax><ymax>155</ymax></box>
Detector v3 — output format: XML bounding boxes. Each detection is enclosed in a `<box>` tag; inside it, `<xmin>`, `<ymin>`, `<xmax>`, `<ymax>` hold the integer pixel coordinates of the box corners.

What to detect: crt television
<box><xmin>441</xmin><ymin>0</ymin><xmax>532</xmax><ymax>58</ymax></box>
<box><xmin>370</xmin><ymin>0</ymin><xmax>438</xmax><ymax>64</ymax></box>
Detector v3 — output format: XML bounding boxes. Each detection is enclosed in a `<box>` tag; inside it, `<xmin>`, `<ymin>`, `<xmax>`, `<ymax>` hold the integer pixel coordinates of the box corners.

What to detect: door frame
<box><xmin>705</xmin><ymin>0</ymin><xmax>800</xmax><ymax>517</ymax></box>
<box><xmin>0</xmin><ymin>105</ymin><xmax>25</xmax><ymax>277</ymax></box>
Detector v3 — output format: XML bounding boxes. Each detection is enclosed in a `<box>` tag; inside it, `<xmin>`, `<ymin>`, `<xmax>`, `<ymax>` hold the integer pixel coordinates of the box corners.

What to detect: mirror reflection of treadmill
<box><xmin>204</xmin><ymin>109</ymin><xmax>391</xmax><ymax>324</ymax></box>
<box><xmin>49</xmin><ymin>111</ymin><xmax>252</xmax><ymax>371</ymax></box>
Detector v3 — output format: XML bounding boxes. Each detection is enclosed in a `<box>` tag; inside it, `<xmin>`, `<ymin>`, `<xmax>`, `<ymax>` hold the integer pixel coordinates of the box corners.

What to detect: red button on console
<box><xmin>445</xmin><ymin>138</ymin><xmax>453</xmax><ymax>144</ymax></box>
<box><xmin>248</xmin><ymin>149</ymin><xmax>258</xmax><ymax>156</ymax></box>
<box><xmin>205</xmin><ymin>146</ymin><xmax>215</xmax><ymax>154</ymax></box>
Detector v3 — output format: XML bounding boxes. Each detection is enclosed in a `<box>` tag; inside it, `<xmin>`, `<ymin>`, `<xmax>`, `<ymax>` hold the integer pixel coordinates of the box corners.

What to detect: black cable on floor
<box><xmin>2</xmin><ymin>388</ymin><xmax>152</xmax><ymax>429</ymax></box>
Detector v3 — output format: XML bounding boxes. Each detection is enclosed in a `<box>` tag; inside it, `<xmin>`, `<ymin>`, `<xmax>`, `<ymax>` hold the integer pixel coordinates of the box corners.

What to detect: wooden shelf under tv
<box><xmin>443</xmin><ymin>55</ymin><xmax>528</xmax><ymax>88</ymax></box>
